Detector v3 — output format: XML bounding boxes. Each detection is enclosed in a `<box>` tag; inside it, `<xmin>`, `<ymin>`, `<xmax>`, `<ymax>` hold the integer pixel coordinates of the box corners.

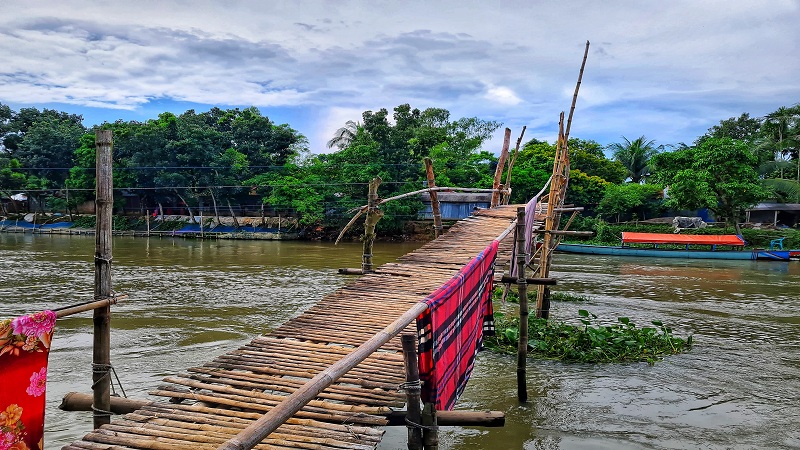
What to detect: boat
<box><xmin>556</xmin><ymin>232</ymin><xmax>800</xmax><ymax>261</ymax></box>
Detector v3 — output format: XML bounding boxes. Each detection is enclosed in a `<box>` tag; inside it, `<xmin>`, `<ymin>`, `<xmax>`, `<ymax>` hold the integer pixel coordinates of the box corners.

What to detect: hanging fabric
<box><xmin>0</xmin><ymin>310</ymin><xmax>56</xmax><ymax>450</ymax></box>
<box><xmin>417</xmin><ymin>240</ymin><xmax>498</xmax><ymax>410</ymax></box>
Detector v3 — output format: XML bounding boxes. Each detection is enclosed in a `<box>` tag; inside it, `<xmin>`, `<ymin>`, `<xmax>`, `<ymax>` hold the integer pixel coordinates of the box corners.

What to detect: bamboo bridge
<box><xmin>61</xmin><ymin>205</ymin><xmax>535</xmax><ymax>450</ymax></box>
<box><xmin>55</xmin><ymin>42</ymin><xmax>588</xmax><ymax>450</ymax></box>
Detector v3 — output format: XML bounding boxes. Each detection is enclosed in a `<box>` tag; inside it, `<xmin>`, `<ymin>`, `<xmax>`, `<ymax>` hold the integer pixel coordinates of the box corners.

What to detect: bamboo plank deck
<box><xmin>64</xmin><ymin>205</ymin><xmax>528</xmax><ymax>450</ymax></box>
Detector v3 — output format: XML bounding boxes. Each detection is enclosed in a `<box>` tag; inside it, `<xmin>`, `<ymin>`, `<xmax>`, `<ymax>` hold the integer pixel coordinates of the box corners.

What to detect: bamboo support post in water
<box><xmin>423</xmin><ymin>158</ymin><xmax>443</xmax><ymax>238</ymax></box>
<box><xmin>401</xmin><ymin>334</ymin><xmax>423</xmax><ymax>450</ymax></box>
<box><xmin>93</xmin><ymin>129</ymin><xmax>113</xmax><ymax>428</ymax></box>
<box><xmin>515</xmin><ymin>207</ymin><xmax>529</xmax><ymax>402</ymax></box>
<box><xmin>490</xmin><ymin>128</ymin><xmax>512</xmax><ymax>208</ymax></box>
<box><xmin>362</xmin><ymin>177</ymin><xmax>383</xmax><ymax>273</ymax></box>
<box><xmin>421</xmin><ymin>403</ymin><xmax>438</xmax><ymax>450</ymax></box>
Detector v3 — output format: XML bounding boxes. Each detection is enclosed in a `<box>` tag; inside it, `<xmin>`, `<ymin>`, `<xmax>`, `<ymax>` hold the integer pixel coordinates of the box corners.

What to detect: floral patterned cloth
<box><xmin>0</xmin><ymin>311</ymin><xmax>56</xmax><ymax>450</ymax></box>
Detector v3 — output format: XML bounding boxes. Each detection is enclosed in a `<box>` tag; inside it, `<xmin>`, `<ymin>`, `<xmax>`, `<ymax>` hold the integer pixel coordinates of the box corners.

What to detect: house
<box><xmin>418</xmin><ymin>192</ymin><xmax>492</xmax><ymax>220</ymax></box>
<box><xmin>745</xmin><ymin>203</ymin><xmax>800</xmax><ymax>227</ymax></box>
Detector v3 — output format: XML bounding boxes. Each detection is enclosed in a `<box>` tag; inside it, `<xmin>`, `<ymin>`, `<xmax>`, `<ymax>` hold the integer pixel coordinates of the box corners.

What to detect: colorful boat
<box><xmin>556</xmin><ymin>232</ymin><xmax>800</xmax><ymax>261</ymax></box>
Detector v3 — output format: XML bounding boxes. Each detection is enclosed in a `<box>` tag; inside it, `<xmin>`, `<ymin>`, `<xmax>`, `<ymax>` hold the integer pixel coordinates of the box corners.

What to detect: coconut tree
<box><xmin>762</xmin><ymin>105</ymin><xmax>800</xmax><ymax>182</ymax></box>
<box><xmin>326</xmin><ymin>120</ymin><xmax>361</xmax><ymax>150</ymax></box>
<box><xmin>606</xmin><ymin>136</ymin><xmax>662</xmax><ymax>183</ymax></box>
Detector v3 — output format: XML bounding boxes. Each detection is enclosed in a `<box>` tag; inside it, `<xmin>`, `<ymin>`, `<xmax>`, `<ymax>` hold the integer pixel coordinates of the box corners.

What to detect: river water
<box><xmin>1</xmin><ymin>233</ymin><xmax>798</xmax><ymax>449</ymax></box>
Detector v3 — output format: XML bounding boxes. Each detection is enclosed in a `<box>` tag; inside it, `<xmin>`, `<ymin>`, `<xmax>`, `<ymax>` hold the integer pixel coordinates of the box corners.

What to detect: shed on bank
<box><xmin>418</xmin><ymin>191</ymin><xmax>492</xmax><ymax>220</ymax></box>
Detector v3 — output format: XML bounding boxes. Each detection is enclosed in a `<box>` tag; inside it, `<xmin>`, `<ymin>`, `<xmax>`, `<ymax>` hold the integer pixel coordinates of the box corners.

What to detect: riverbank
<box><xmin>0</xmin><ymin>213</ymin><xmax>439</xmax><ymax>242</ymax></box>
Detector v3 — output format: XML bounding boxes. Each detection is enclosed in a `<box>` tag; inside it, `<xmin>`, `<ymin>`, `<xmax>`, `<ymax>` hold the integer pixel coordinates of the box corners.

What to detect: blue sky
<box><xmin>1</xmin><ymin>0</ymin><xmax>798</xmax><ymax>155</ymax></box>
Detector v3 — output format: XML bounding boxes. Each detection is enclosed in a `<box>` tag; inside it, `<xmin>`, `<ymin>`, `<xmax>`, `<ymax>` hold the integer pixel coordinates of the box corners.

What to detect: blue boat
<box><xmin>557</xmin><ymin>232</ymin><xmax>799</xmax><ymax>261</ymax></box>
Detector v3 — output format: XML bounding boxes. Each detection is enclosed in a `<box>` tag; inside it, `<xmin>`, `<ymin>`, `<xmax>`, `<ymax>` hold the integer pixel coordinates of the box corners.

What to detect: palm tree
<box><xmin>762</xmin><ymin>105</ymin><xmax>800</xmax><ymax>182</ymax></box>
<box><xmin>607</xmin><ymin>136</ymin><xmax>662</xmax><ymax>183</ymax></box>
<box><xmin>326</xmin><ymin>120</ymin><xmax>361</xmax><ymax>150</ymax></box>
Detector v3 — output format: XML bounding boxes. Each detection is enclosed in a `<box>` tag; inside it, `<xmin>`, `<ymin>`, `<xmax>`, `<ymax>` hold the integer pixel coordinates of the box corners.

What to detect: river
<box><xmin>1</xmin><ymin>233</ymin><xmax>799</xmax><ymax>449</ymax></box>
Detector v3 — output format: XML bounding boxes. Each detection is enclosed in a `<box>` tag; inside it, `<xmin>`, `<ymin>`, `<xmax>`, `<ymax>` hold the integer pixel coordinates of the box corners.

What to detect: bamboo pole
<box><xmin>93</xmin><ymin>129</ymin><xmax>113</xmax><ymax>428</ymax></box>
<box><xmin>421</xmin><ymin>403</ymin><xmax>438</xmax><ymax>450</ymax></box>
<box><xmin>565</xmin><ymin>40</ymin><xmax>590</xmax><ymax>141</ymax></box>
<box><xmin>423</xmin><ymin>158</ymin><xmax>443</xmax><ymax>238</ymax></box>
<box><xmin>362</xmin><ymin>177</ymin><xmax>383</xmax><ymax>273</ymax></box>
<box><xmin>515</xmin><ymin>207</ymin><xmax>528</xmax><ymax>402</ymax></box>
<box><xmin>502</xmin><ymin>126</ymin><xmax>526</xmax><ymax>205</ymax></box>
<box><xmin>401</xmin><ymin>334</ymin><xmax>423</xmax><ymax>450</ymax></box>
<box><xmin>216</xmin><ymin>301</ymin><xmax>430</xmax><ymax>450</ymax></box>
<box><xmin>54</xmin><ymin>295</ymin><xmax>127</xmax><ymax>318</ymax></box>
<box><xmin>535</xmin><ymin>116</ymin><xmax>566</xmax><ymax>319</ymax></box>
<box><xmin>490</xmin><ymin>128</ymin><xmax>512</xmax><ymax>208</ymax></box>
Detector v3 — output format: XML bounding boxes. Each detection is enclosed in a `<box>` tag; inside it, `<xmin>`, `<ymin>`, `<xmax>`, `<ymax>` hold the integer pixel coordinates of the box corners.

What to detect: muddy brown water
<box><xmin>1</xmin><ymin>233</ymin><xmax>798</xmax><ymax>449</ymax></box>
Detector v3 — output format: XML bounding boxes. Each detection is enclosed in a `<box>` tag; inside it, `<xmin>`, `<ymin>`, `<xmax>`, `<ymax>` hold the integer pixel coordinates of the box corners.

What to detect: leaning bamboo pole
<box><xmin>423</xmin><ymin>158</ymin><xmax>443</xmax><ymax>238</ymax></box>
<box><xmin>490</xmin><ymin>128</ymin><xmax>512</xmax><ymax>208</ymax></box>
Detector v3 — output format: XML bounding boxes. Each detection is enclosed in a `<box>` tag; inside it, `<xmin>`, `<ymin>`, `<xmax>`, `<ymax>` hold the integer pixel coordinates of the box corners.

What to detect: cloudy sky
<box><xmin>1</xmin><ymin>0</ymin><xmax>798</xmax><ymax>154</ymax></box>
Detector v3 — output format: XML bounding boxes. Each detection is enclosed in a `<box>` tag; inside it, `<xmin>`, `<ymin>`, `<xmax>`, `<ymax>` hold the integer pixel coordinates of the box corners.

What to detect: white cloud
<box><xmin>485</xmin><ymin>86</ymin><xmax>522</xmax><ymax>106</ymax></box>
<box><xmin>0</xmin><ymin>0</ymin><xmax>797</xmax><ymax>151</ymax></box>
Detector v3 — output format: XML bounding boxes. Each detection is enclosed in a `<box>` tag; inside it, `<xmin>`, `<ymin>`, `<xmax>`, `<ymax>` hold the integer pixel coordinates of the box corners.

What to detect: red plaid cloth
<box><xmin>417</xmin><ymin>240</ymin><xmax>498</xmax><ymax>410</ymax></box>
<box><xmin>0</xmin><ymin>310</ymin><xmax>56</xmax><ymax>450</ymax></box>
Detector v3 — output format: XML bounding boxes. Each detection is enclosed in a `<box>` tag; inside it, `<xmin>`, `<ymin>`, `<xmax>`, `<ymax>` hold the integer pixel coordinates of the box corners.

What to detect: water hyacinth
<box><xmin>484</xmin><ymin>309</ymin><xmax>692</xmax><ymax>364</ymax></box>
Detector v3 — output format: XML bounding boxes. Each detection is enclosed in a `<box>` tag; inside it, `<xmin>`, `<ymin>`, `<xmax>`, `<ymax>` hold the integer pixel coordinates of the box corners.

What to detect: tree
<box><xmin>761</xmin><ymin>105</ymin><xmax>800</xmax><ymax>181</ymax></box>
<box><xmin>326</xmin><ymin>120</ymin><xmax>361</xmax><ymax>150</ymax></box>
<box><xmin>596</xmin><ymin>183</ymin><xmax>664</xmax><ymax>222</ymax></box>
<box><xmin>607</xmin><ymin>136</ymin><xmax>662</xmax><ymax>183</ymax></box>
<box><xmin>651</xmin><ymin>137</ymin><xmax>769</xmax><ymax>232</ymax></box>
<box><xmin>509</xmin><ymin>138</ymin><xmax>625</xmax><ymax>206</ymax></box>
<box><xmin>697</xmin><ymin>113</ymin><xmax>762</xmax><ymax>145</ymax></box>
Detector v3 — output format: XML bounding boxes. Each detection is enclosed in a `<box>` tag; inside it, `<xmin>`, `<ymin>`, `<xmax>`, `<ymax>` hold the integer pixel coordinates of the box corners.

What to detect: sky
<box><xmin>1</xmin><ymin>0</ymin><xmax>798</xmax><ymax>155</ymax></box>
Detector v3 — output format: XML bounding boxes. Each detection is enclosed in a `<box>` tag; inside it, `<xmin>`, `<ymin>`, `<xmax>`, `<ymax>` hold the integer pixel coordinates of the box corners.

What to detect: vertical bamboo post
<box><xmin>401</xmin><ymin>334</ymin><xmax>423</xmax><ymax>450</ymax></box>
<box><xmin>200</xmin><ymin>207</ymin><xmax>204</xmax><ymax>238</ymax></box>
<box><xmin>515</xmin><ymin>206</ymin><xmax>528</xmax><ymax>402</ymax></box>
<box><xmin>93</xmin><ymin>129</ymin><xmax>113</xmax><ymax>428</ymax></box>
<box><xmin>490</xmin><ymin>128</ymin><xmax>512</xmax><ymax>208</ymax></box>
<box><xmin>423</xmin><ymin>158</ymin><xmax>442</xmax><ymax>238</ymax></box>
<box><xmin>421</xmin><ymin>403</ymin><xmax>438</xmax><ymax>450</ymax></box>
<box><xmin>362</xmin><ymin>177</ymin><xmax>383</xmax><ymax>273</ymax></box>
<box><xmin>146</xmin><ymin>210</ymin><xmax>150</xmax><ymax>236</ymax></box>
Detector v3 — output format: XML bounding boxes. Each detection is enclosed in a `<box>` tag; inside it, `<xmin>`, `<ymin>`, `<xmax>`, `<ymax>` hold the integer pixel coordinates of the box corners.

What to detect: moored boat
<box><xmin>556</xmin><ymin>232</ymin><xmax>799</xmax><ymax>261</ymax></box>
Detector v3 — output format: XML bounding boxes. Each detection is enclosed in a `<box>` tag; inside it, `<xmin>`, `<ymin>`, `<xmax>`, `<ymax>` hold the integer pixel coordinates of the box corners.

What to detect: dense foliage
<box><xmin>2</xmin><ymin>100</ymin><xmax>800</xmax><ymax>233</ymax></box>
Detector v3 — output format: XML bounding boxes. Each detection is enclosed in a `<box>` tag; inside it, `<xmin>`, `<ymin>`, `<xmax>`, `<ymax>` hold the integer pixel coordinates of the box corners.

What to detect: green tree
<box><xmin>698</xmin><ymin>113</ymin><xmax>762</xmax><ymax>145</ymax></box>
<box><xmin>651</xmin><ymin>137</ymin><xmax>769</xmax><ymax>232</ymax></box>
<box><xmin>607</xmin><ymin>136</ymin><xmax>662</xmax><ymax>183</ymax></box>
<box><xmin>761</xmin><ymin>105</ymin><xmax>800</xmax><ymax>181</ymax></box>
<box><xmin>596</xmin><ymin>183</ymin><xmax>664</xmax><ymax>222</ymax></box>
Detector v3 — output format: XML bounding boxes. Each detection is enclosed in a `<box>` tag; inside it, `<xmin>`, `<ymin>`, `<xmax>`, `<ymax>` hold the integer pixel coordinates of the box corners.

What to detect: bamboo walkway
<box><xmin>64</xmin><ymin>205</ymin><xmax>532</xmax><ymax>450</ymax></box>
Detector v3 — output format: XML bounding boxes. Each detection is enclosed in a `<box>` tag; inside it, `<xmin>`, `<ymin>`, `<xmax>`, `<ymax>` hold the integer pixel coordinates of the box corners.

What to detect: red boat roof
<box><xmin>621</xmin><ymin>232</ymin><xmax>745</xmax><ymax>246</ymax></box>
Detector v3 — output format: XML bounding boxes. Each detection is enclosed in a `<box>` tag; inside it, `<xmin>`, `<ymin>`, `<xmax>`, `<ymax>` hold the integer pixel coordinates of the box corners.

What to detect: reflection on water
<box><xmin>2</xmin><ymin>235</ymin><xmax>799</xmax><ymax>449</ymax></box>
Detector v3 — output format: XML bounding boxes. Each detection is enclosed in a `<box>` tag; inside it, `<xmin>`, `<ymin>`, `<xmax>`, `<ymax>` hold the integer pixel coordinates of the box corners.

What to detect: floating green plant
<box><xmin>484</xmin><ymin>309</ymin><xmax>692</xmax><ymax>364</ymax></box>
